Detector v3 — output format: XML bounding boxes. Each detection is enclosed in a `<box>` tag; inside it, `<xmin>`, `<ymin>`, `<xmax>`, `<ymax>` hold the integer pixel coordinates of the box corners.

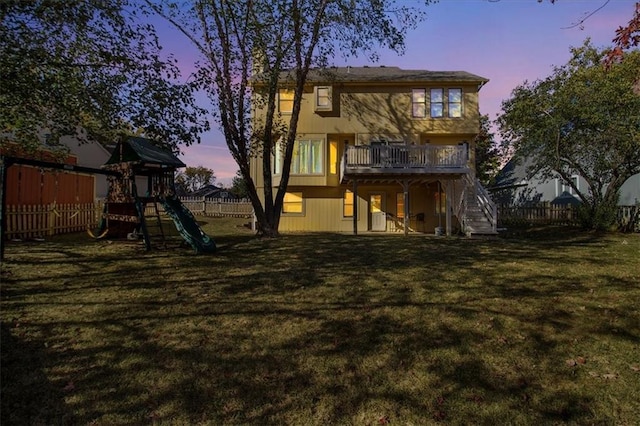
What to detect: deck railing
<box><xmin>344</xmin><ymin>144</ymin><xmax>468</xmax><ymax>170</ymax></box>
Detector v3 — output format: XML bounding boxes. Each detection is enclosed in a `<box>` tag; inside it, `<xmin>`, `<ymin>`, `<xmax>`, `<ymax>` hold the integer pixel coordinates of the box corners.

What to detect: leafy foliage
<box><xmin>0</xmin><ymin>0</ymin><xmax>209</xmax><ymax>153</ymax></box>
<box><xmin>175</xmin><ymin>166</ymin><xmax>216</xmax><ymax>193</ymax></box>
<box><xmin>498</xmin><ymin>40</ymin><xmax>640</xmax><ymax>230</ymax></box>
<box><xmin>230</xmin><ymin>169</ymin><xmax>249</xmax><ymax>199</ymax></box>
<box><xmin>475</xmin><ymin>115</ymin><xmax>501</xmax><ymax>187</ymax></box>
<box><xmin>609</xmin><ymin>2</ymin><xmax>640</xmax><ymax>62</ymax></box>
<box><xmin>147</xmin><ymin>0</ymin><xmax>433</xmax><ymax>236</ymax></box>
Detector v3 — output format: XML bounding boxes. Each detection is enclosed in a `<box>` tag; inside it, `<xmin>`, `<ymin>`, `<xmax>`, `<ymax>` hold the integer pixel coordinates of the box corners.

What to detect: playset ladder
<box><xmin>138</xmin><ymin>198</ymin><xmax>166</xmax><ymax>250</ymax></box>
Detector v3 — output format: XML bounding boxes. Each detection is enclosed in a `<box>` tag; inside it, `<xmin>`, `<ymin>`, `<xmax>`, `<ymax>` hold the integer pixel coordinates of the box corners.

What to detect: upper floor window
<box><xmin>315</xmin><ymin>86</ymin><xmax>332</xmax><ymax>111</ymax></box>
<box><xmin>279</xmin><ymin>89</ymin><xmax>294</xmax><ymax>113</ymax></box>
<box><xmin>430</xmin><ymin>88</ymin><xmax>444</xmax><ymax>118</ymax></box>
<box><xmin>412</xmin><ymin>89</ymin><xmax>427</xmax><ymax>118</ymax></box>
<box><xmin>274</xmin><ymin>139</ymin><xmax>324</xmax><ymax>175</ymax></box>
<box><xmin>557</xmin><ymin>175</ymin><xmax>579</xmax><ymax>195</ymax></box>
<box><xmin>448</xmin><ymin>88</ymin><xmax>462</xmax><ymax>118</ymax></box>
<box><xmin>413</xmin><ymin>88</ymin><xmax>464</xmax><ymax>119</ymax></box>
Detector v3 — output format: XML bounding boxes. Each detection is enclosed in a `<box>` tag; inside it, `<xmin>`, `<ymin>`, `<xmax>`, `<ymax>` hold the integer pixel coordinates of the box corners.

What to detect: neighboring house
<box><xmin>60</xmin><ymin>134</ymin><xmax>111</xmax><ymax>199</ymax></box>
<box><xmin>187</xmin><ymin>184</ymin><xmax>238</xmax><ymax>199</ymax></box>
<box><xmin>491</xmin><ymin>156</ymin><xmax>640</xmax><ymax>206</ymax></box>
<box><xmin>250</xmin><ymin>66</ymin><xmax>496</xmax><ymax>235</ymax></box>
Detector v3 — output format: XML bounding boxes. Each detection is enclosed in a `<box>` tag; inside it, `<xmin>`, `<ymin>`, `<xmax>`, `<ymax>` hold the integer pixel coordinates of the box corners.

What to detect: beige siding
<box><xmin>251</xmin><ymin>70</ymin><xmax>482</xmax><ymax>233</ymax></box>
<box><xmin>275</xmin><ymin>183</ymin><xmax>462</xmax><ymax>233</ymax></box>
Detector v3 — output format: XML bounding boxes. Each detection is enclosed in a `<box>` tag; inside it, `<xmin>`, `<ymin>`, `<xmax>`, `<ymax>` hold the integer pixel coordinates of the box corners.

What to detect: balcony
<box><xmin>341</xmin><ymin>144</ymin><xmax>470</xmax><ymax>181</ymax></box>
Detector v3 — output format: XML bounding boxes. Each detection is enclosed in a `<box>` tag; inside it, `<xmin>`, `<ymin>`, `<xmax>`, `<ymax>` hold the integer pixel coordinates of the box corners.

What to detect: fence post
<box><xmin>47</xmin><ymin>203</ymin><xmax>55</xmax><ymax>236</ymax></box>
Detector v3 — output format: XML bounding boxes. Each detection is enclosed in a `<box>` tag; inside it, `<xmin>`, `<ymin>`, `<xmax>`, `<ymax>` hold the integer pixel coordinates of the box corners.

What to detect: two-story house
<box><xmin>251</xmin><ymin>66</ymin><xmax>497</xmax><ymax>235</ymax></box>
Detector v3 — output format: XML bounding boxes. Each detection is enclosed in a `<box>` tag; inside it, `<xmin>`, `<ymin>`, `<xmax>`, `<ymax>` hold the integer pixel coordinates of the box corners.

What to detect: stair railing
<box><xmin>461</xmin><ymin>173</ymin><xmax>497</xmax><ymax>234</ymax></box>
<box><xmin>454</xmin><ymin>178</ymin><xmax>469</xmax><ymax>234</ymax></box>
<box><xmin>474</xmin><ymin>177</ymin><xmax>497</xmax><ymax>233</ymax></box>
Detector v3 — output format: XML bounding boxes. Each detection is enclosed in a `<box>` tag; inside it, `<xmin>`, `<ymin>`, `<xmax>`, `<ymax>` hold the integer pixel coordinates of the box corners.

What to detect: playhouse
<box><xmin>95</xmin><ymin>136</ymin><xmax>216</xmax><ymax>253</ymax></box>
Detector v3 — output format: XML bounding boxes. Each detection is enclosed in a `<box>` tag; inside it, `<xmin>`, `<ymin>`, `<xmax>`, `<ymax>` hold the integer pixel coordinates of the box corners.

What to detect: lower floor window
<box><xmin>396</xmin><ymin>192</ymin><xmax>405</xmax><ymax>219</ymax></box>
<box><xmin>435</xmin><ymin>189</ymin><xmax>446</xmax><ymax>215</ymax></box>
<box><xmin>343</xmin><ymin>190</ymin><xmax>354</xmax><ymax>217</ymax></box>
<box><xmin>283</xmin><ymin>191</ymin><xmax>303</xmax><ymax>214</ymax></box>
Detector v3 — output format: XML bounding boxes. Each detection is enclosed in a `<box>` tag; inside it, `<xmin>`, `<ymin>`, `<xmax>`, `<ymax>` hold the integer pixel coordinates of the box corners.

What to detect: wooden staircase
<box><xmin>461</xmin><ymin>175</ymin><xmax>498</xmax><ymax>236</ymax></box>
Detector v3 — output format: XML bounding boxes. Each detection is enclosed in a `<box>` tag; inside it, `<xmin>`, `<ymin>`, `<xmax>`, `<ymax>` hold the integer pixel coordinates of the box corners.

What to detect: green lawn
<box><xmin>1</xmin><ymin>219</ymin><xmax>639</xmax><ymax>425</ymax></box>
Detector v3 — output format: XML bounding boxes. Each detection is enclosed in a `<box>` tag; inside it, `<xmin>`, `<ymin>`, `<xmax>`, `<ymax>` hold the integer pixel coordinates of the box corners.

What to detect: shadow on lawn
<box><xmin>1</xmin><ymin>230</ymin><xmax>636</xmax><ymax>424</ymax></box>
<box><xmin>1</xmin><ymin>323</ymin><xmax>70</xmax><ymax>425</ymax></box>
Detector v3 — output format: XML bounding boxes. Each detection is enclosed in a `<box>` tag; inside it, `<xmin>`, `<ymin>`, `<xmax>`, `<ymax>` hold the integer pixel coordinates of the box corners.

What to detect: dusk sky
<box><xmin>156</xmin><ymin>0</ymin><xmax>638</xmax><ymax>185</ymax></box>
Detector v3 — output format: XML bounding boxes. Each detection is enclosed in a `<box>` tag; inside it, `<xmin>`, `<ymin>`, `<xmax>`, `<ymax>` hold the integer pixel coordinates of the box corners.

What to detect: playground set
<box><xmin>0</xmin><ymin>136</ymin><xmax>216</xmax><ymax>258</ymax></box>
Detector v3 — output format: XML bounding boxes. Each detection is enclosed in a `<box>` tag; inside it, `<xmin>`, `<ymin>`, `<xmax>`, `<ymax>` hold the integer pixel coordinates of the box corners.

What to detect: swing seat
<box><xmin>87</xmin><ymin>226</ymin><xmax>109</xmax><ymax>239</ymax></box>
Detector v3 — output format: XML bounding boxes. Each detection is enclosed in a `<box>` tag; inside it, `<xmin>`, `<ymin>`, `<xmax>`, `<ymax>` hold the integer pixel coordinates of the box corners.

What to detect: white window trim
<box><xmin>314</xmin><ymin>86</ymin><xmax>332</xmax><ymax>112</ymax></box>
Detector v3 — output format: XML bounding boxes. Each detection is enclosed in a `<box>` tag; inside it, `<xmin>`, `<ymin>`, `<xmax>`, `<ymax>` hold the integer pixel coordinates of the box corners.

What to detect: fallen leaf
<box><xmin>566</xmin><ymin>359</ymin><xmax>577</xmax><ymax>367</ymax></box>
<box><xmin>576</xmin><ymin>356</ymin><xmax>586</xmax><ymax>365</ymax></box>
<box><xmin>63</xmin><ymin>381</ymin><xmax>75</xmax><ymax>392</ymax></box>
<box><xmin>602</xmin><ymin>373</ymin><xmax>618</xmax><ymax>380</ymax></box>
<box><xmin>630</xmin><ymin>365</ymin><xmax>639</xmax><ymax>372</ymax></box>
<box><xmin>378</xmin><ymin>415</ymin><xmax>390</xmax><ymax>425</ymax></box>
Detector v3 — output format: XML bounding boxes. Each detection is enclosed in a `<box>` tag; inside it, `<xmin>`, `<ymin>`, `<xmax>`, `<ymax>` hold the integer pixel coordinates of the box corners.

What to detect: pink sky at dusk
<box><xmin>156</xmin><ymin>0</ymin><xmax>638</xmax><ymax>186</ymax></box>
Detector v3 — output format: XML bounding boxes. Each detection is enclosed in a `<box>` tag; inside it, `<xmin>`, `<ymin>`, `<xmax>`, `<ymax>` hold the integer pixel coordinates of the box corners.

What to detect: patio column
<box><xmin>445</xmin><ymin>180</ymin><xmax>453</xmax><ymax>236</ymax></box>
<box><xmin>352</xmin><ymin>180</ymin><xmax>358</xmax><ymax>235</ymax></box>
<box><xmin>403</xmin><ymin>179</ymin><xmax>410</xmax><ymax>236</ymax></box>
<box><xmin>0</xmin><ymin>157</ymin><xmax>8</xmax><ymax>260</ymax></box>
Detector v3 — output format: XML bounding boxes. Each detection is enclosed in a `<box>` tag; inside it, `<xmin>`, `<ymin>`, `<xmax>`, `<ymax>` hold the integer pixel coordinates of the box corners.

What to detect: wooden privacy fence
<box><xmin>498</xmin><ymin>203</ymin><xmax>579</xmax><ymax>226</ymax></box>
<box><xmin>4</xmin><ymin>203</ymin><xmax>99</xmax><ymax>240</ymax></box>
<box><xmin>498</xmin><ymin>203</ymin><xmax>640</xmax><ymax>231</ymax></box>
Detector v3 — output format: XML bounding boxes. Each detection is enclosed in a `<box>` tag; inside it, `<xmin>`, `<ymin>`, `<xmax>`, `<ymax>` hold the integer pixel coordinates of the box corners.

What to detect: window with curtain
<box><xmin>274</xmin><ymin>139</ymin><xmax>324</xmax><ymax>175</ymax></box>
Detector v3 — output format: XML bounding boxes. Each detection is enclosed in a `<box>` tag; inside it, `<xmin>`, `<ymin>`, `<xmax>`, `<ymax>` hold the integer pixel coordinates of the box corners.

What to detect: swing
<box><xmin>67</xmin><ymin>172</ymin><xmax>81</xmax><ymax>220</ymax></box>
<box><xmin>87</xmin><ymin>174</ymin><xmax>110</xmax><ymax>239</ymax></box>
<box><xmin>86</xmin><ymin>202</ymin><xmax>109</xmax><ymax>239</ymax></box>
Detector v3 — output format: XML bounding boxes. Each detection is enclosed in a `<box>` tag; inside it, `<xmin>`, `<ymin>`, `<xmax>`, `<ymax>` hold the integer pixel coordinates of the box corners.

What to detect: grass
<box><xmin>1</xmin><ymin>218</ymin><xmax>639</xmax><ymax>425</ymax></box>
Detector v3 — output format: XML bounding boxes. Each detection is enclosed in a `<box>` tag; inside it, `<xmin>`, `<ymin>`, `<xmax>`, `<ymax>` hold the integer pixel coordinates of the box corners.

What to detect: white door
<box><xmin>370</xmin><ymin>194</ymin><xmax>386</xmax><ymax>231</ymax></box>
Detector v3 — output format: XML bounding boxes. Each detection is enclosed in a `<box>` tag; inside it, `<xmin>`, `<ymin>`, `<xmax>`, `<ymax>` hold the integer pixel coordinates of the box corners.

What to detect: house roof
<box><xmin>189</xmin><ymin>184</ymin><xmax>223</xmax><ymax>198</ymax></box>
<box><xmin>490</xmin><ymin>156</ymin><xmax>537</xmax><ymax>191</ymax></box>
<box><xmin>104</xmin><ymin>136</ymin><xmax>185</xmax><ymax>168</ymax></box>
<box><xmin>254</xmin><ymin>66</ymin><xmax>489</xmax><ymax>87</ymax></box>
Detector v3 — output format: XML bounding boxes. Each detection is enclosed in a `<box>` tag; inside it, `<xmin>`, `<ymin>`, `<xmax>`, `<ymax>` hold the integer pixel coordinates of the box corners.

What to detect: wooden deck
<box><xmin>341</xmin><ymin>144</ymin><xmax>470</xmax><ymax>180</ymax></box>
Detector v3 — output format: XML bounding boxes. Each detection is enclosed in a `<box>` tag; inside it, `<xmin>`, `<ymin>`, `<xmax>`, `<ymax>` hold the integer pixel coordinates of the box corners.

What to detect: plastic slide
<box><xmin>160</xmin><ymin>195</ymin><xmax>216</xmax><ymax>253</ymax></box>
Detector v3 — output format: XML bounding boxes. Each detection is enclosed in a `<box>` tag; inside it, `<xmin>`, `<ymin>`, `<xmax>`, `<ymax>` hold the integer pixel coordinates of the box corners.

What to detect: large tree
<box><xmin>0</xmin><ymin>0</ymin><xmax>209</xmax><ymax>153</ymax></box>
<box><xmin>175</xmin><ymin>166</ymin><xmax>216</xmax><ymax>193</ymax></box>
<box><xmin>475</xmin><ymin>114</ymin><xmax>501</xmax><ymax>187</ymax></box>
<box><xmin>147</xmin><ymin>0</ymin><xmax>432</xmax><ymax>237</ymax></box>
<box><xmin>498</xmin><ymin>40</ymin><xmax>640</xmax><ymax>230</ymax></box>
